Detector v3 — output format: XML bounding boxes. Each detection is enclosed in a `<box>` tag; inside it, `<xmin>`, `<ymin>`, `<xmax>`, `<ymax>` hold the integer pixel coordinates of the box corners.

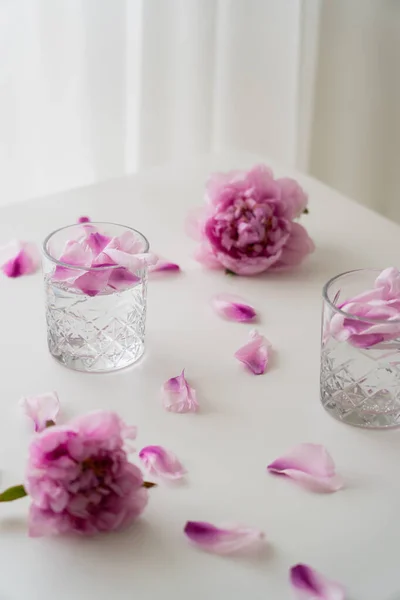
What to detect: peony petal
<box><xmin>267</xmin><ymin>443</ymin><xmax>343</xmax><ymax>493</ymax></box>
<box><xmin>53</xmin><ymin>240</ymin><xmax>93</xmax><ymax>282</ymax></box>
<box><xmin>276</xmin><ymin>177</ymin><xmax>308</xmax><ymax>220</ymax></box>
<box><xmin>1</xmin><ymin>241</ymin><xmax>40</xmax><ymax>278</ymax></box>
<box><xmin>194</xmin><ymin>243</ymin><xmax>224</xmax><ymax>270</ymax></box>
<box><xmin>84</xmin><ymin>232</ymin><xmax>112</xmax><ymax>256</ymax></box>
<box><xmin>19</xmin><ymin>392</ymin><xmax>60</xmax><ymax>433</ymax></box>
<box><xmin>211</xmin><ymin>293</ymin><xmax>257</xmax><ymax>323</ymax></box>
<box><xmin>108</xmin><ymin>267</ymin><xmax>141</xmax><ymax>291</ymax></box>
<box><xmin>290</xmin><ymin>564</ymin><xmax>345</xmax><ymax>600</ymax></box>
<box><xmin>185</xmin><ymin>207</ymin><xmax>208</xmax><ymax>241</ymax></box>
<box><xmin>162</xmin><ymin>370</ymin><xmax>198</xmax><ymax>413</ymax></box>
<box><xmin>77</xmin><ymin>216</ymin><xmax>91</xmax><ymax>223</ymax></box>
<box><xmin>103</xmin><ymin>248</ymin><xmax>157</xmax><ymax>272</ymax></box>
<box><xmin>139</xmin><ymin>445</ymin><xmax>186</xmax><ymax>480</ymax></box>
<box><xmin>184</xmin><ymin>521</ymin><xmax>265</xmax><ymax>555</ymax></box>
<box><xmin>73</xmin><ymin>269</ymin><xmax>111</xmax><ymax>296</ymax></box>
<box><xmin>234</xmin><ymin>329</ymin><xmax>270</xmax><ymax>374</ymax></box>
<box><xmin>149</xmin><ymin>257</ymin><xmax>181</xmax><ymax>274</ymax></box>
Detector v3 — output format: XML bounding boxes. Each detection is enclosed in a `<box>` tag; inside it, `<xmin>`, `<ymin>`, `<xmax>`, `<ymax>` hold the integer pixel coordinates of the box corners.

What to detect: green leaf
<box><xmin>0</xmin><ymin>484</ymin><xmax>27</xmax><ymax>502</ymax></box>
<box><xmin>142</xmin><ymin>481</ymin><xmax>157</xmax><ymax>489</ymax></box>
<box><xmin>303</xmin><ymin>208</ymin><xmax>309</xmax><ymax>215</ymax></box>
<box><xmin>225</xmin><ymin>269</ymin><xmax>237</xmax><ymax>276</ymax></box>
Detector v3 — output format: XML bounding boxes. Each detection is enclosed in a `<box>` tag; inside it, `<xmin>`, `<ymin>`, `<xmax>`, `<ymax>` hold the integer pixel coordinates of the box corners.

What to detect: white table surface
<box><xmin>1</xmin><ymin>153</ymin><xmax>400</xmax><ymax>600</ymax></box>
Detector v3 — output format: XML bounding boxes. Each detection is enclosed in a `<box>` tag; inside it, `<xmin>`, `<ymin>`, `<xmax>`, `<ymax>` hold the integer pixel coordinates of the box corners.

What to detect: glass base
<box><xmin>45</xmin><ymin>277</ymin><xmax>146</xmax><ymax>373</ymax></box>
<box><xmin>50</xmin><ymin>343</ymin><xmax>145</xmax><ymax>373</ymax></box>
<box><xmin>321</xmin><ymin>341</ymin><xmax>400</xmax><ymax>429</ymax></box>
<box><xmin>321</xmin><ymin>396</ymin><xmax>400</xmax><ymax>429</ymax></box>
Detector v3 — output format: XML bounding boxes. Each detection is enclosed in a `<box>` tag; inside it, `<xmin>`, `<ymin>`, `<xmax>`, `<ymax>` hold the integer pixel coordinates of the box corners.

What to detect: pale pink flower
<box><xmin>162</xmin><ymin>370</ymin><xmax>198</xmax><ymax>413</ymax></box>
<box><xmin>184</xmin><ymin>521</ymin><xmax>265</xmax><ymax>555</ymax></box>
<box><xmin>24</xmin><ymin>411</ymin><xmax>148</xmax><ymax>536</ymax></box>
<box><xmin>19</xmin><ymin>392</ymin><xmax>60</xmax><ymax>432</ymax></box>
<box><xmin>290</xmin><ymin>564</ymin><xmax>345</xmax><ymax>600</ymax></box>
<box><xmin>187</xmin><ymin>164</ymin><xmax>313</xmax><ymax>275</ymax></box>
<box><xmin>267</xmin><ymin>443</ymin><xmax>343</xmax><ymax>493</ymax></box>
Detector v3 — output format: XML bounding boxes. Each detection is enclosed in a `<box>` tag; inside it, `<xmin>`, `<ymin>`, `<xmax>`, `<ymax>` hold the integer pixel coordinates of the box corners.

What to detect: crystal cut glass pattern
<box><xmin>42</xmin><ymin>223</ymin><xmax>149</xmax><ymax>373</ymax></box>
<box><xmin>320</xmin><ymin>270</ymin><xmax>400</xmax><ymax>429</ymax></box>
<box><xmin>45</xmin><ymin>273</ymin><xmax>147</xmax><ymax>372</ymax></box>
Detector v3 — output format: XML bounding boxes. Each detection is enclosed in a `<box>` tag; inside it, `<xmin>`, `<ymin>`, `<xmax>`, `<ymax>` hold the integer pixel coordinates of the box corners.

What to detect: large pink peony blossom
<box><xmin>24</xmin><ymin>411</ymin><xmax>148</xmax><ymax>536</ymax></box>
<box><xmin>188</xmin><ymin>165</ymin><xmax>314</xmax><ymax>275</ymax></box>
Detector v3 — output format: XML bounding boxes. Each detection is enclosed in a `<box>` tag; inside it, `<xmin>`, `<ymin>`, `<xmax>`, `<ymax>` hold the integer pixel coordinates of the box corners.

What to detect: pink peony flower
<box><xmin>187</xmin><ymin>165</ymin><xmax>314</xmax><ymax>275</ymax></box>
<box><xmin>24</xmin><ymin>411</ymin><xmax>148</xmax><ymax>536</ymax></box>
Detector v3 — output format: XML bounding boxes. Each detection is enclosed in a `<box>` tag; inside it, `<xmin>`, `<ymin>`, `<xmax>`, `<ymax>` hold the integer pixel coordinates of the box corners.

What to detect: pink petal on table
<box><xmin>211</xmin><ymin>293</ymin><xmax>257</xmax><ymax>323</ymax></box>
<box><xmin>267</xmin><ymin>443</ymin><xmax>343</xmax><ymax>493</ymax></box>
<box><xmin>1</xmin><ymin>242</ymin><xmax>40</xmax><ymax>278</ymax></box>
<box><xmin>290</xmin><ymin>564</ymin><xmax>345</xmax><ymax>600</ymax></box>
<box><xmin>77</xmin><ymin>216</ymin><xmax>91</xmax><ymax>223</ymax></box>
<box><xmin>149</xmin><ymin>257</ymin><xmax>181</xmax><ymax>274</ymax></box>
<box><xmin>184</xmin><ymin>522</ymin><xmax>265</xmax><ymax>555</ymax></box>
<box><xmin>139</xmin><ymin>445</ymin><xmax>186</xmax><ymax>480</ymax></box>
<box><xmin>73</xmin><ymin>269</ymin><xmax>111</xmax><ymax>296</ymax></box>
<box><xmin>108</xmin><ymin>267</ymin><xmax>141</xmax><ymax>291</ymax></box>
<box><xmin>234</xmin><ymin>330</ymin><xmax>270</xmax><ymax>374</ymax></box>
<box><xmin>162</xmin><ymin>370</ymin><xmax>198</xmax><ymax>413</ymax></box>
<box><xmin>19</xmin><ymin>392</ymin><xmax>60</xmax><ymax>432</ymax></box>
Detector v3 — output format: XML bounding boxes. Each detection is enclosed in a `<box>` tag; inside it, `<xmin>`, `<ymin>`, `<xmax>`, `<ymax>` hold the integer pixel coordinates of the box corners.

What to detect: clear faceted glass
<box><xmin>43</xmin><ymin>223</ymin><xmax>149</xmax><ymax>373</ymax></box>
<box><xmin>321</xmin><ymin>269</ymin><xmax>400</xmax><ymax>428</ymax></box>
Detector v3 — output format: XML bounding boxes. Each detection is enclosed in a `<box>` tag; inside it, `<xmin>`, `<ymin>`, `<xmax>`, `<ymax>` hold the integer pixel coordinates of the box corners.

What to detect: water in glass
<box><xmin>45</xmin><ymin>273</ymin><xmax>147</xmax><ymax>372</ymax></box>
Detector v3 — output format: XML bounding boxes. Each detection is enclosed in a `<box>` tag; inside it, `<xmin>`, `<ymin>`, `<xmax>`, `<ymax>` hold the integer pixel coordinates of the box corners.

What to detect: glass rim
<box><xmin>42</xmin><ymin>222</ymin><xmax>150</xmax><ymax>272</ymax></box>
<box><xmin>322</xmin><ymin>268</ymin><xmax>400</xmax><ymax>324</ymax></box>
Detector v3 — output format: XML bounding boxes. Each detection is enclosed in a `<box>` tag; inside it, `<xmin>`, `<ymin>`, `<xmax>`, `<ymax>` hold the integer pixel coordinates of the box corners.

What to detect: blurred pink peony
<box><xmin>24</xmin><ymin>411</ymin><xmax>148</xmax><ymax>536</ymax></box>
<box><xmin>187</xmin><ymin>165</ymin><xmax>314</xmax><ymax>275</ymax></box>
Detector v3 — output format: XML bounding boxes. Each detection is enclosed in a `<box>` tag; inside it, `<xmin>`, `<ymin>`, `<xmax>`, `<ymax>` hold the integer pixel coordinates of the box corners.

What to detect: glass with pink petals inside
<box><xmin>321</xmin><ymin>268</ymin><xmax>400</xmax><ymax>428</ymax></box>
<box><xmin>43</xmin><ymin>223</ymin><xmax>150</xmax><ymax>372</ymax></box>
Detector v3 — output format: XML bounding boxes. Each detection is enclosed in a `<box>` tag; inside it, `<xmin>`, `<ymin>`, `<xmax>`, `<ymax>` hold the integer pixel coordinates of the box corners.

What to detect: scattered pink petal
<box><xmin>267</xmin><ymin>443</ymin><xmax>344</xmax><ymax>493</ymax></box>
<box><xmin>290</xmin><ymin>564</ymin><xmax>345</xmax><ymax>600</ymax></box>
<box><xmin>19</xmin><ymin>392</ymin><xmax>60</xmax><ymax>433</ymax></box>
<box><xmin>149</xmin><ymin>256</ymin><xmax>180</xmax><ymax>274</ymax></box>
<box><xmin>234</xmin><ymin>329</ymin><xmax>270</xmax><ymax>374</ymax></box>
<box><xmin>139</xmin><ymin>445</ymin><xmax>186</xmax><ymax>480</ymax></box>
<box><xmin>211</xmin><ymin>293</ymin><xmax>256</xmax><ymax>323</ymax></box>
<box><xmin>162</xmin><ymin>370</ymin><xmax>198</xmax><ymax>413</ymax></box>
<box><xmin>1</xmin><ymin>241</ymin><xmax>40</xmax><ymax>278</ymax></box>
<box><xmin>77</xmin><ymin>216</ymin><xmax>91</xmax><ymax>223</ymax></box>
<box><xmin>184</xmin><ymin>521</ymin><xmax>265</xmax><ymax>555</ymax></box>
